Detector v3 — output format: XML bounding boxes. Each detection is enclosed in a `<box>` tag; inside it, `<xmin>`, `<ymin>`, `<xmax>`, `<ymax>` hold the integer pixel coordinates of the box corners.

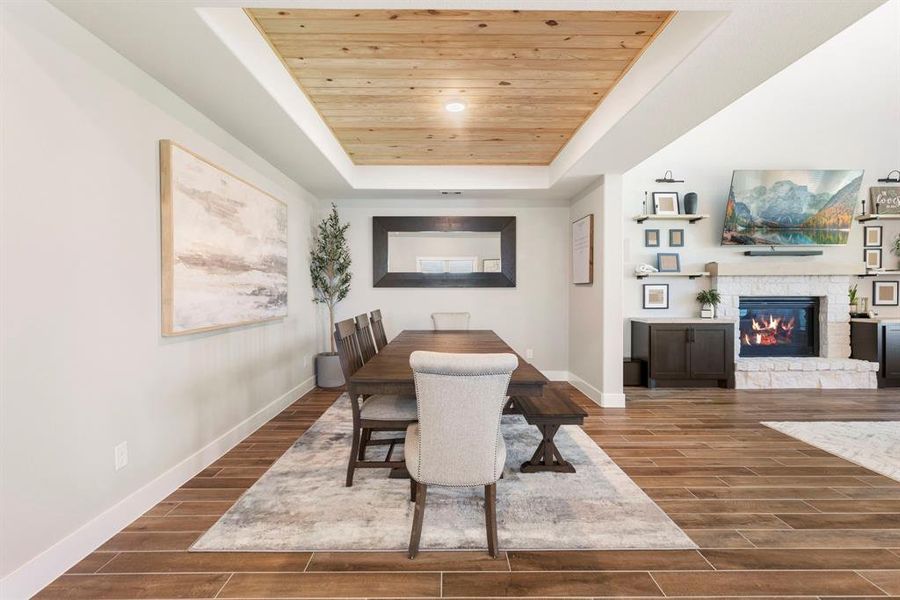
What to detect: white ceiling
<box><xmin>51</xmin><ymin>0</ymin><xmax>884</xmax><ymax>202</ymax></box>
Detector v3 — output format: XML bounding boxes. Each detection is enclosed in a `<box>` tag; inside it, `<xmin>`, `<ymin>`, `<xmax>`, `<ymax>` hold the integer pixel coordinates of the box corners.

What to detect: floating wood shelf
<box><xmin>858</xmin><ymin>269</ymin><xmax>900</xmax><ymax>278</ymax></box>
<box><xmin>856</xmin><ymin>214</ymin><xmax>900</xmax><ymax>222</ymax></box>
<box><xmin>635</xmin><ymin>272</ymin><xmax>710</xmax><ymax>280</ymax></box>
<box><xmin>633</xmin><ymin>214</ymin><xmax>709</xmax><ymax>224</ymax></box>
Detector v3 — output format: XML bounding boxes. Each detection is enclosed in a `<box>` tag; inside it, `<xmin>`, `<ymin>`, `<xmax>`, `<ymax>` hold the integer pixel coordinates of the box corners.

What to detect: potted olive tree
<box><xmin>310</xmin><ymin>204</ymin><xmax>351</xmax><ymax>388</ymax></box>
<box><xmin>696</xmin><ymin>288</ymin><xmax>722</xmax><ymax>319</ymax></box>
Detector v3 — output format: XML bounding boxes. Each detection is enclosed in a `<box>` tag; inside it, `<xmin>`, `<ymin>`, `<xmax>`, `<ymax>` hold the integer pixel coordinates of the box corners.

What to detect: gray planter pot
<box><xmin>316</xmin><ymin>352</ymin><xmax>344</xmax><ymax>389</ymax></box>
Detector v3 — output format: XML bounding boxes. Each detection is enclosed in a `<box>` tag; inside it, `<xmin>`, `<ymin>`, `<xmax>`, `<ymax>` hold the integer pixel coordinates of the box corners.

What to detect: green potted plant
<box><xmin>309</xmin><ymin>204</ymin><xmax>352</xmax><ymax>388</ymax></box>
<box><xmin>696</xmin><ymin>288</ymin><xmax>722</xmax><ymax>319</ymax></box>
<box><xmin>892</xmin><ymin>234</ymin><xmax>900</xmax><ymax>263</ymax></box>
<box><xmin>849</xmin><ymin>284</ymin><xmax>859</xmax><ymax>314</ymax></box>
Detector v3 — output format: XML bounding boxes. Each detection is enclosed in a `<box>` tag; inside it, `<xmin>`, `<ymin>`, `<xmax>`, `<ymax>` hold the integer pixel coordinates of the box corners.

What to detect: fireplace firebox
<box><xmin>739</xmin><ymin>296</ymin><xmax>819</xmax><ymax>357</ymax></box>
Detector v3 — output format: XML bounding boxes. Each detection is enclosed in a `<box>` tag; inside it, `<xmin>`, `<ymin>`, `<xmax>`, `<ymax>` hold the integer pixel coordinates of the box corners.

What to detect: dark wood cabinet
<box><xmin>852</xmin><ymin>320</ymin><xmax>900</xmax><ymax>387</ymax></box>
<box><xmin>631</xmin><ymin>320</ymin><xmax>735</xmax><ymax>388</ymax></box>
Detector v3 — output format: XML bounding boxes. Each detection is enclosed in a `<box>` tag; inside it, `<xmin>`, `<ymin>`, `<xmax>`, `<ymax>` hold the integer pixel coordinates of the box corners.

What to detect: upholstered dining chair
<box><xmin>369</xmin><ymin>309</ymin><xmax>389</xmax><ymax>351</ymax></box>
<box><xmin>405</xmin><ymin>350</ymin><xmax>517</xmax><ymax>558</ymax></box>
<box><xmin>334</xmin><ymin>319</ymin><xmax>417</xmax><ymax>487</ymax></box>
<box><xmin>431</xmin><ymin>312</ymin><xmax>470</xmax><ymax>330</ymax></box>
<box><xmin>354</xmin><ymin>313</ymin><xmax>378</xmax><ymax>363</ymax></box>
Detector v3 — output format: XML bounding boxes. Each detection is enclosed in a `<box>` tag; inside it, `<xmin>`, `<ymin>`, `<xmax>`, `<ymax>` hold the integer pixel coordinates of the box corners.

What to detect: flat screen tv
<box><xmin>721</xmin><ymin>169</ymin><xmax>863</xmax><ymax>245</ymax></box>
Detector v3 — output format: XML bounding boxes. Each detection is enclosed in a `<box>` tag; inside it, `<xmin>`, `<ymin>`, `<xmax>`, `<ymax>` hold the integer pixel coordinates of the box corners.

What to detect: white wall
<box><xmin>622</xmin><ymin>0</ymin><xmax>900</xmax><ymax>355</ymax></box>
<box><xmin>0</xmin><ymin>1</ymin><xmax>320</xmax><ymax>594</ymax></box>
<box><xmin>332</xmin><ymin>200</ymin><xmax>570</xmax><ymax>375</ymax></box>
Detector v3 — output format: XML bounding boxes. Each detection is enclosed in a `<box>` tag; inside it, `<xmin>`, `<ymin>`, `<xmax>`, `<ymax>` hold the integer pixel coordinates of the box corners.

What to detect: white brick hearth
<box><xmin>715</xmin><ymin>273</ymin><xmax>878</xmax><ymax>389</ymax></box>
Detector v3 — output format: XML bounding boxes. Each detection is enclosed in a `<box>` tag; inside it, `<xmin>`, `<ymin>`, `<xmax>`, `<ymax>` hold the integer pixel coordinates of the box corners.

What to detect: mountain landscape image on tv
<box><xmin>721</xmin><ymin>169</ymin><xmax>864</xmax><ymax>245</ymax></box>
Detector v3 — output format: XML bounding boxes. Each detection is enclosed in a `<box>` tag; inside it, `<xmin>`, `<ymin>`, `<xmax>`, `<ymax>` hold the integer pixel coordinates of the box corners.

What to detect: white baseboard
<box><xmin>0</xmin><ymin>376</ymin><xmax>316</xmax><ymax>600</ymax></box>
<box><xmin>567</xmin><ymin>372</ymin><xmax>627</xmax><ymax>408</ymax></box>
<box><xmin>540</xmin><ymin>369</ymin><xmax>570</xmax><ymax>381</ymax></box>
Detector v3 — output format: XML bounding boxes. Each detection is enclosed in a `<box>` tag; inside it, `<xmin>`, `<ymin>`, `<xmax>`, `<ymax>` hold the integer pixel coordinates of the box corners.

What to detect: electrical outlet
<box><xmin>526</xmin><ymin>348</ymin><xmax>534</xmax><ymax>360</ymax></box>
<box><xmin>114</xmin><ymin>442</ymin><xmax>128</xmax><ymax>471</ymax></box>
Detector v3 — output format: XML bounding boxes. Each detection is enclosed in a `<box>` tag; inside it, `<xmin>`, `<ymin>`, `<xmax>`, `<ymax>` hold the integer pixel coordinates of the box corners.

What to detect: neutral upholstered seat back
<box><xmin>409</xmin><ymin>351</ymin><xmax>517</xmax><ymax>486</ymax></box>
<box><xmin>431</xmin><ymin>312</ymin><xmax>470</xmax><ymax>330</ymax></box>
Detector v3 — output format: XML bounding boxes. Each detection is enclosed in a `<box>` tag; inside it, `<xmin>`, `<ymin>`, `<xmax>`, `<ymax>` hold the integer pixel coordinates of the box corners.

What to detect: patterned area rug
<box><xmin>764</xmin><ymin>421</ymin><xmax>900</xmax><ymax>482</ymax></box>
<box><xmin>193</xmin><ymin>395</ymin><xmax>696</xmax><ymax>552</ymax></box>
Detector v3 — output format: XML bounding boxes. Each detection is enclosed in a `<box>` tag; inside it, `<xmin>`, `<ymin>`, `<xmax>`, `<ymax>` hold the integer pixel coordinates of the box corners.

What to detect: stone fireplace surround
<box><xmin>710</xmin><ymin>266</ymin><xmax>878</xmax><ymax>389</ymax></box>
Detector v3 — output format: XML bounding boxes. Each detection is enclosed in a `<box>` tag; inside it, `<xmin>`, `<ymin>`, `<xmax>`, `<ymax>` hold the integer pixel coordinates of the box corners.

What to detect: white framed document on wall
<box><xmin>572</xmin><ymin>214</ymin><xmax>594</xmax><ymax>285</ymax></box>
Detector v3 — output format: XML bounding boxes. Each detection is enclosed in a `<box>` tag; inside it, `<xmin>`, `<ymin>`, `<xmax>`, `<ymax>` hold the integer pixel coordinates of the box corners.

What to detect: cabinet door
<box><xmin>690</xmin><ymin>326</ymin><xmax>730</xmax><ymax>379</ymax></box>
<box><xmin>884</xmin><ymin>325</ymin><xmax>900</xmax><ymax>380</ymax></box>
<box><xmin>649</xmin><ymin>326</ymin><xmax>690</xmax><ymax>379</ymax></box>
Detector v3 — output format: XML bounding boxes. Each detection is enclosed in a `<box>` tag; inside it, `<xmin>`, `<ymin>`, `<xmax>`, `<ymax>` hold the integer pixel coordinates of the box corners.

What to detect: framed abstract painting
<box><xmin>159</xmin><ymin>140</ymin><xmax>288</xmax><ymax>335</ymax></box>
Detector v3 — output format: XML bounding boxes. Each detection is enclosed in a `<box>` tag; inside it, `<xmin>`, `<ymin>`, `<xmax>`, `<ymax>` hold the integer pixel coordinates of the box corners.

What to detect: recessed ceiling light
<box><xmin>444</xmin><ymin>101</ymin><xmax>466</xmax><ymax>113</ymax></box>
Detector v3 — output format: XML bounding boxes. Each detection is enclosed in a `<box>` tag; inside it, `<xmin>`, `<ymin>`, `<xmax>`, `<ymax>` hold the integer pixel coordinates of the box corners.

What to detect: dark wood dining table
<box><xmin>347</xmin><ymin>330</ymin><xmax>548</xmax><ymax>399</ymax></box>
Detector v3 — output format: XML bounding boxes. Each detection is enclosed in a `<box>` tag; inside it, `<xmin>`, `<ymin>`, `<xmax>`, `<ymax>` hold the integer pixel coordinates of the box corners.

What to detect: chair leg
<box><xmin>410</xmin><ymin>477</ymin><xmax>416</xmax><ymax>502</ymax></box>
<box><xmin>484</xmin><ymin>483</ymin><xmax>498</xmax><ymax>558</ymax></box>
<box><xmin>357</xmin><ymin>428</ymin><xmax>370</xmax><ymax>461</ymax></box>
<box><xmin>408</xmin><ymin>482</ymin><xmax>427</xmax><ymax>559</ymax></box>
<box><xmin>346</xmin><ymin>424</ymin><xmax>361</xmax><ymax>487</ymax></box>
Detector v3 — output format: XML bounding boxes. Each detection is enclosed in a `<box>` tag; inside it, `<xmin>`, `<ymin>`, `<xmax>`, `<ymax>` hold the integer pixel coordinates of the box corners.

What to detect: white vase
<box><xmin>700</xmin><ymin>303</ymin><xmax>715</xmax><ymax>319</ymax></box>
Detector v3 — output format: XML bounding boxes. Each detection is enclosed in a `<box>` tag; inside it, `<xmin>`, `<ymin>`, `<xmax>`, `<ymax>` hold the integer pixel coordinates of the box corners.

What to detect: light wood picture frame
<box><xmin>864</xmin><ymin>225</ymin><xmax>882</xmax><ymax>247</ymax></box>
<box><xmin>572</xmin><ymin>214</ymin><xmax>594</xmax><ymax>285</ymax></box>
<box><xmin>643</xmin><ymin>284</ymin><xmax>669</xmax><ymax>309</ymax></box>
<box><xmin>864</xmin><ymin>248</ymin><xmax>883</xmax><ymax>270</ymax></box>
<box><xmin>160</xmin><ymin>140</ymin><xmax>288</xmax><ymax>336</ymax></box>
<box><xmin>652</xmin><ymin>192</ymin><xmax>680</xmax><ymax>215</ymax></box>
<box><xmin>873</xmin><ymin>280</ymin><xmax>899</xmax><ymax>306</ymax></box>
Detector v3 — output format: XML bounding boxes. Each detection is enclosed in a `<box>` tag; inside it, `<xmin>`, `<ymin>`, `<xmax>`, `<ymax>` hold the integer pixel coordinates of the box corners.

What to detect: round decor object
<box><xmin>683</xmin><ymin>192</ymin><xmax>699</xmax><ymax>215</ymax></box>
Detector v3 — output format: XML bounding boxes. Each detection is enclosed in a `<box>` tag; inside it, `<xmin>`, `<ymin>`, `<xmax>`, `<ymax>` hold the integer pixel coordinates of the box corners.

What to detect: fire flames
<box><xmin>741</xmin><ymin>314</ymin><xmax>796</xmax><ymax>346</ymax></box>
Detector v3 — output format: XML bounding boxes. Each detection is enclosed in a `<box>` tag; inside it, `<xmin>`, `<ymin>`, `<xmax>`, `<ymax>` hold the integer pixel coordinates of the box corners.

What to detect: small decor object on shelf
<box><xmin>892</xmin><ymin>234</ymin><xmax>900</xmax><ymax>260</ymax></box>
<box><xmin>657</xmin><ymin>252</ymin><xmax>681</xmax><ymax>273</ymax></box>
<box><xmin>310</xmin><ymin>204</ymin><xmax>352</xmax><ymax>388</ymax></box>
<box><xmin>482</xmin><ymin>258</ymin><xmax>501</xmax><ymax>273</ymax></box>
<box><xmin>669</xmin><ymin>229</ymin><xmax>685</xmax><ymax>247</ymax></box>
<box><xmin>872</xmin><ymin>187</ymin><xmax>900</xmax><ymax>214</ymax></box>
<box><xmin>696</xmin><ymin>288</ymin><xmax>721</xmax><ymax>319</ymax></box>
<box><xmin>849</xmin><ymin>284</ymin><xmax>859</xmax><ymax>314</ymax></box>
<box><xmin>683</xmin><ymin>192</ymin><xmax>699</xmax><ymax>215</ymax></box>
<box><xmin>643</xmin><ymin>283</ymin><xmax>670</xmax><ymax>309</ymax></box>
<box><xmin>864</xmin><ymin>225</ymin><xmax>883</xmax><ymax>247</ymax></box>
<box><xmin>865</xmin><ymin>248</ymin><xmax>883</xmax><ymax>270</ymax></box>
<box><xmin>645</xmin><ymin>229</ymin><xmax>660</xmax><ymax>247</ymax></box>
<box><xmin>652</xmin><ymin>191</ymin><xmax>680</xmax><ymax>215</ymax></box>
<box><xmin>634</xmin><ymin>263</ymin><xmax>659</xmax><ymax>276</ymax></box>
<box><xmin>873</xmin><ymin>280</ymin><xmax>900</xmax><ymax>306</ymax></box>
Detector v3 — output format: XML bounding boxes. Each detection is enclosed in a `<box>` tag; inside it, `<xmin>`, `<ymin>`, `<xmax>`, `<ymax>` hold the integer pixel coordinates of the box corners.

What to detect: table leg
<box><xmin>520</xmin><ymin>424</ymin><xmax>576</xmax><ymax>473</ymax></box>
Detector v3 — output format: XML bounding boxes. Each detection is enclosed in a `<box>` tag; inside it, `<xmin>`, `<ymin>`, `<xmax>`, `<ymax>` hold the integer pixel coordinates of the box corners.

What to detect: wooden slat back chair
<box><xmin>334</xmin><ymin>318</ymin><xmax>417</xmax><ymax>487</ymax></box>
<box><xmin>370</xmin><ymin>309</ymin><xmax>389</xmax><ymax>351</ymax></box>
<box><xmin>354</xmin><ymin>313</ymin><xmax>378</xmax><ymax>363</ymax></box>
<box><xmin>405</xmin><ymin>351</ymin><xmax>517</xmax><ymax>559</ymax></box>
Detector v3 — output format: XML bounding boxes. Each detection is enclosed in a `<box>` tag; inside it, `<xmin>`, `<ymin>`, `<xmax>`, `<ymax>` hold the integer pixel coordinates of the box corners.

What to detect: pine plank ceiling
<box><xmin>246</xmin><ymin>9</ymin><xmax>674</xmax><ymax>166</ymax></box>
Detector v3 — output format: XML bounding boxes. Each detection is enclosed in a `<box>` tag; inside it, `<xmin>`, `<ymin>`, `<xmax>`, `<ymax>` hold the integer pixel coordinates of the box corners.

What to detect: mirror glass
<box><xmin>387</xmin><ymin>231</ymin><xmax>502</xmax><ymax>273</ymax></box>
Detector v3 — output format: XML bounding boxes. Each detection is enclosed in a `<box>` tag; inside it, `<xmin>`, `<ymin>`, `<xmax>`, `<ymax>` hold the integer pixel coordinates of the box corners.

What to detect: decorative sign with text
<box><xmin>872</xmin><ymin>186</ymin><xmax>900</xmax><ymax>214</ymax></box>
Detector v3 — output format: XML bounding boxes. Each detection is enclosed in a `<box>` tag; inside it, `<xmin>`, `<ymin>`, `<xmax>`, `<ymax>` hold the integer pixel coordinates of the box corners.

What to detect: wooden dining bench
<box><xmin>512</xmin><ymin>387</ymin><xmax>588</xmax><ymax>474</ymax></box>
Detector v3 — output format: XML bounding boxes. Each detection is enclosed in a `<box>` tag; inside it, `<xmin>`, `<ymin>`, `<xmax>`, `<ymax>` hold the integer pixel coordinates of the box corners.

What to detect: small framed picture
<box><xmin>864</xmin><ymin>225</ymin><xmax>883</xmax><ymax>247</ymax></box>
<box><xmin>669</xmin><ymin>229</ymin><xmax>685</xmax><ymax>247</ymax></box>
<box><xmin>645</xmin><ymin>229</ymin><xmax>660</xmax><ymax>247</ymax></box>
<box><xmin>482</xmin><ymin>258</ymin><xmax>501</xmax><ymax>273</ymax></box>
<box><xmin>872</xmin><ymin>187</ymin><xmax>900</xmax><ymax>214</ymax></box>
<box><xmin>873</xmin><ymin>280</ymin><xmax>899</xmax><ymax>306</ymax></box>
<box><xmin>652</xmin><ymin>192</ymin><xmax>680</xmax><ymax>215</ymax></box>
<box><xmin>657</xmin><ymin>252</ymin><xmax>681</xmax><ymax>273</ymax></box>
<box><xmin>643</xmin><ymin>284</ymin><xmax>669</xmax><ymax>309</ymax></box>
<box><xmin>864</xmin><ymin>248</ymin><xmax>883</xmax><ymax>270</ymax></box>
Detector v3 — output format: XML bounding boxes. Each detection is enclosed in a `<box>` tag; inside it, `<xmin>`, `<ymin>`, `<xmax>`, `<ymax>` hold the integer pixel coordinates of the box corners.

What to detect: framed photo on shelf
<box><xmin>873</xmin><ymin>280</ymin><xmax>899</xmax><ymax>306</ymax></box>
<box><xmin>864</xmin><ymin>248</ymin><xmax>883</xmax><ymax>270</ymax></box>
<box><xmin>669</xmin><ymin>229</ymin><xmax>685</xmax><ymax>247</ymax></box>
<box><xmin>645</xmin><ymin>229</ymin><xmax>660</xmax><ymax>247</ymax></box>
<box><xmin>864</xmin><ymin>225</ymin><xmax>883</xmax><ymax>247</ymax></box>
<box><xmin>643</xmin><ymin>284</ymin><xmax>670</xmax><ymax>309</ymax></box>
<box><xmin>657</xmin><ymin>252</ymin><xmax>681</xmax><ymax>273</ymax></box>
<box><xmin>652</xmin><ymin>192</ymin><xmax>680</xmax><ymax>215</ymax></box>
<box><xmin>872</xmin><ymin>187</ymin><xmax>900</xmax><ymax>215</ymax></box>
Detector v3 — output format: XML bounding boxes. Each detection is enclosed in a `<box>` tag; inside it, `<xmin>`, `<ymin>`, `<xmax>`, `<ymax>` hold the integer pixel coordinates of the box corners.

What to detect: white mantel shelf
<box><xmin>705</xmin><ymin>262</ymin><xmax>866</xmax><ymax>277</ymax></box>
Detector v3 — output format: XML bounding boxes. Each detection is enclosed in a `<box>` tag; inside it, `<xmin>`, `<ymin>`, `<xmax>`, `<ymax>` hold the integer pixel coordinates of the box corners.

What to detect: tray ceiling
<box><xmin>246</xmin><ymin>9</ymin><xmax>674</xmax><ymax>166</ymax></box>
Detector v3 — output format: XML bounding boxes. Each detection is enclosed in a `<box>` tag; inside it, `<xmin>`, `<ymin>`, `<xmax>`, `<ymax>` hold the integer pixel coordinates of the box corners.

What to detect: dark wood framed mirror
<box><xmin>373</xmin><ymin>216</ymin><xmax>516</xmax><ymax>288</ymax></box>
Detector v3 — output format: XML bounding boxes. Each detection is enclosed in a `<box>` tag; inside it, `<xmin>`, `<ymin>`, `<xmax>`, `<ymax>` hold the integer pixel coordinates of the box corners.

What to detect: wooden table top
<box><xmin>349</xmin><ymin>330</ymin><xmax>547</xmax><ymax>391</ymax></box>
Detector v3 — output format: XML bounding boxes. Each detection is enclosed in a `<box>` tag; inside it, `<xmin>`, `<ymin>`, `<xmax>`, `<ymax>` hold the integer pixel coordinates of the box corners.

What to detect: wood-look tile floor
<box><xmin>35</xmin><ymin>384</ymin><xmax>900</xmax><ymax>599</ymax></box>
